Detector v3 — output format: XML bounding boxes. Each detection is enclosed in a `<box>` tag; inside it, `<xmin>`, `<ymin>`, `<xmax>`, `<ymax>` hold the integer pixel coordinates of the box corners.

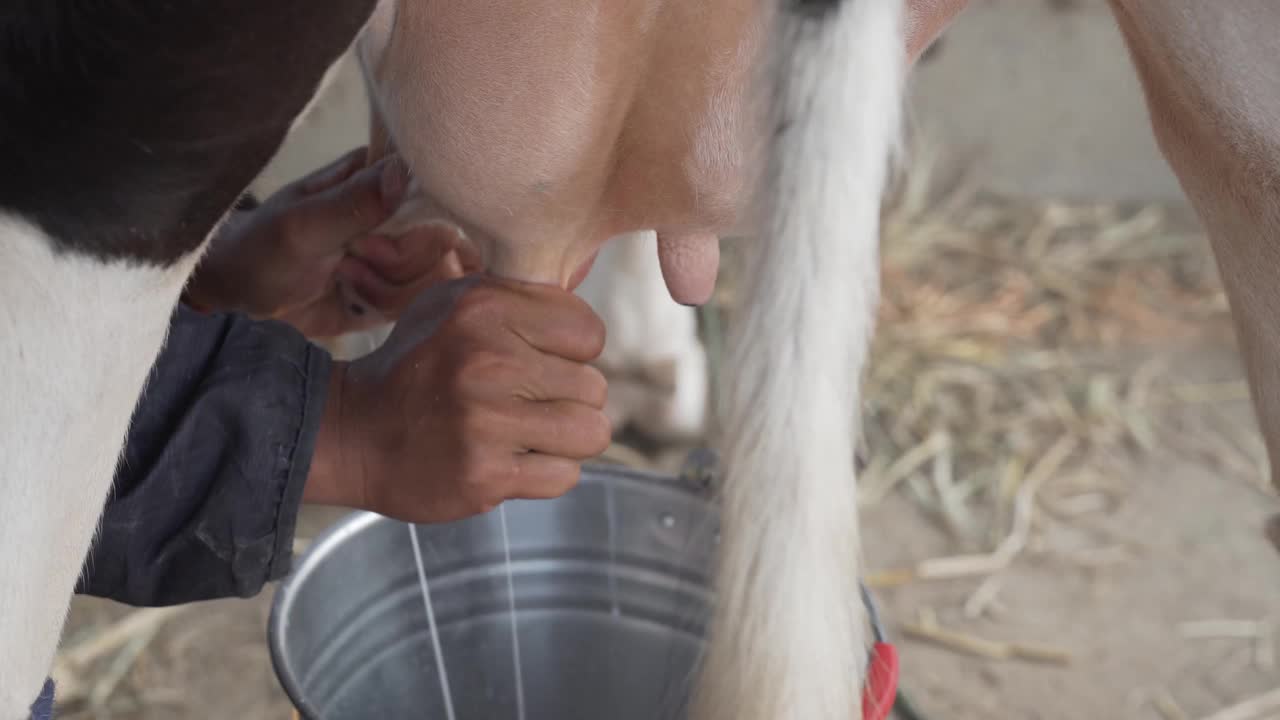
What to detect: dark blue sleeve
<box><xmin>74</xmin><ymin>304</ymin><xmax>332</xmax><ymax>606</ymax></box>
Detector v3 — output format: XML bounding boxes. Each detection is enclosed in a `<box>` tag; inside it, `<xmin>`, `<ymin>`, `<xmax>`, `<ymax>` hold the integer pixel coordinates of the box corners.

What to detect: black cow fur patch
<box><xmin>0</xmin><ymin>1</ymin><xmax>376</xmax><ymax>266</ymax></box>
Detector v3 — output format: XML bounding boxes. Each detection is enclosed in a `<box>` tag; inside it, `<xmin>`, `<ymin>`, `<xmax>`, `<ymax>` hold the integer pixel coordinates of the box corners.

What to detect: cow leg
<box><xmin>0</xmin><ymin>226</ymin><xmax>202</xmax><ymax>719</ymax></box>
<box><xmin>0</xmin><ymin>4</ymin><xmax>376</xmax><ymax>714</ymax></box>
<box><xmin>1106</xmin><ymin>2</ymin><xmax>1280</xmax><ymax>502</ymax></box>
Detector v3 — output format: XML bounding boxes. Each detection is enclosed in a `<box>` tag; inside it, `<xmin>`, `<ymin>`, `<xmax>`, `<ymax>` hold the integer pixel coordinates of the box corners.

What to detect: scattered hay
<box><xmin>899</xmin><ymin>606</ymin><xmax>1072</xmax><ymax>666</ymax></box>
<box><xmin>52</xmin><ymin>606</ymin><xmax>190</xmax><ymax>713</ymax></box>
<box><xmin>865</xmin><ymin>174</ymin><xmax>1249</xmax><ymax>548</ymax></box>
<box><xmin>705</xmin><ymin>150</ymin><xmax>1260</xmax><ymax>566</ymax></box>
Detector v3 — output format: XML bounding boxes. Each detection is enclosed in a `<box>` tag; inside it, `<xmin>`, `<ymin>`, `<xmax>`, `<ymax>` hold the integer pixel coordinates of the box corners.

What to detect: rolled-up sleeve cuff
<box><xmin>76</xmin><ymin>305</ymin><xmax>332</xmax><ymax>606</ymax></box>
<box><xmin>266</xmin><ymin>335</ymin><xmax>329</xmax><ymax>583</ymax></box>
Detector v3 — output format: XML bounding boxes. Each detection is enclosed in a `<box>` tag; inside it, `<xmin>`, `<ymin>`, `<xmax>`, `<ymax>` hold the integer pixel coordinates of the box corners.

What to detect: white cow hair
<box><xmin>0</xmin><ymin>216</ymin><xmax>207</xmax><ymax>719</ymax></box>
<box><xmin>692</xmin><ymin>2</ymin><xmax>904</xmax><ymax>720</ymax></box>
<box><xmin>0</xmin><ymin>32</ymin><xmax>354</xmax><ymax>712</ymax></box>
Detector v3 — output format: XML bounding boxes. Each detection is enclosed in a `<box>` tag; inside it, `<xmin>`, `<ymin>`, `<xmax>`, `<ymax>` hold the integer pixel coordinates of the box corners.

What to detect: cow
<box><xmin>2</xmin><ymin>2</ymin><xmax>1279</xmax><ymax>720</ymax></box>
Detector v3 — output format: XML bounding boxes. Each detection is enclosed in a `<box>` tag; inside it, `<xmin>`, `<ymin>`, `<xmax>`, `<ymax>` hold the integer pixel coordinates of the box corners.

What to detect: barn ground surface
<box><xmin>54</xmin><ymin>2</ymin><xmax>1280</xmax><ymax>718</ymax></box>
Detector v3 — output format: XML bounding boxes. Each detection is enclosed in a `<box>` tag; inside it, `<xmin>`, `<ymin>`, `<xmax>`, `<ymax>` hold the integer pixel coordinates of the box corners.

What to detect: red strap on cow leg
<box><xmin>861</xmin><ymin>642</ymin><xmax>899</xmax><ymax>720</ymax></box>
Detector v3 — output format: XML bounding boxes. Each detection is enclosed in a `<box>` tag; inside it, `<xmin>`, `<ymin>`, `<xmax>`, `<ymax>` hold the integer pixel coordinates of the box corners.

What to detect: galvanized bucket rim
<box><xmin>268</xmin><ymin>463</ymin><xmax>709</xmax><ymax>719</ymax></box>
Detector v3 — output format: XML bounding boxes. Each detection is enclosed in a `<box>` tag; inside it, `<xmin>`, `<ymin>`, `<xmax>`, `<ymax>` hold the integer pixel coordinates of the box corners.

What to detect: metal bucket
<box><xmin>269</xmin><ymin>464</ymin><xmax>721</xmax><ymax>719</ymax></box>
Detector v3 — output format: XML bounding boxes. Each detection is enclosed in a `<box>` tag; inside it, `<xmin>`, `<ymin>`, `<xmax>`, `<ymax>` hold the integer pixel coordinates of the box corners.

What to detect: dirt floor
<box><xmin>865</xmin><ymin>343</ymin><xmax>1280</xmax><ymax>720</ymax></box>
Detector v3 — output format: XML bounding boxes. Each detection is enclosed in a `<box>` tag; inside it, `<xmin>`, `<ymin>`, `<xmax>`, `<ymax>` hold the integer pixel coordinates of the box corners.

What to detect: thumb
<box><xmin>289</xmin><ymin>155</ymin><xmax>409</xmax><ymax>250</ymax></box>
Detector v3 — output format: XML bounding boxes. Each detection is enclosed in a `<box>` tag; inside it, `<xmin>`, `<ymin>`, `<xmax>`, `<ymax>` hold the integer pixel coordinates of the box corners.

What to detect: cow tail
<box><xmin>693</xmin><ymin>2</ymin><xmax>906</xmax><ymax>719</ymax></box>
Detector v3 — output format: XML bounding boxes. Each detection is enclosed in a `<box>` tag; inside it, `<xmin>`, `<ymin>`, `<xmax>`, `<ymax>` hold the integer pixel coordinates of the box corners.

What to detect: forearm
<box><xmin>301</xmin><ymin>361</ymin><xmax>365</xmax><ymax>510</ymax></box>
<box><xmin>76</xmin><ymin>303</ymin><xmax>331</xmax><ymax>606</ymax></box>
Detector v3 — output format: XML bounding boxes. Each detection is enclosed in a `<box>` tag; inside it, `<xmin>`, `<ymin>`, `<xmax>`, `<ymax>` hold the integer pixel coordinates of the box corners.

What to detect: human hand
<box><xmin>184</xmin><ymin>147</ymin><xmax>478</xmax><ymax>338</ymax></box>
<box><xmin>303</xmin><ymin>275</ymin><xmax>612</xmax><ymax>523</ymax></box>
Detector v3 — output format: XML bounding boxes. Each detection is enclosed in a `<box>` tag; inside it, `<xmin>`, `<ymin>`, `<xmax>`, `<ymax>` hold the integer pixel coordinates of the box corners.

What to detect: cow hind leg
<box><xmin>1106</xmin><ymin>2</ymin><xmax>1280</xmax><ymax>504</ymax></box>
<box><xmin>692</xmin><ymin>2</ymin><xmax>905</xmax><ymax>719</ymax></box>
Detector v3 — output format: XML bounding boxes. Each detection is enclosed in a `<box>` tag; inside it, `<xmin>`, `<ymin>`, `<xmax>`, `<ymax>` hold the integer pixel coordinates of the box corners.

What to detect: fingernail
<box><xmin>380</xmin><ymin>159</ymin><xmax>409</xmax><ymax>214</ymax></box>
<box><xmin>442</xmin><ymin>250</ymin><xmax>465</xmax><ymax>278</ymax></box>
